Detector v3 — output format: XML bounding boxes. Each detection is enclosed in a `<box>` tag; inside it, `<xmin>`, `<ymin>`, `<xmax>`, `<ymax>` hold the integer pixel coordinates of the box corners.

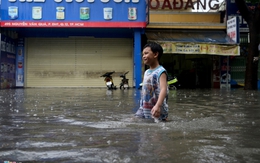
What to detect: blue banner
<box><xmin>1</xmin><ymin>0</ymin><xmax>147</xmax><ymax>27</ymax></box>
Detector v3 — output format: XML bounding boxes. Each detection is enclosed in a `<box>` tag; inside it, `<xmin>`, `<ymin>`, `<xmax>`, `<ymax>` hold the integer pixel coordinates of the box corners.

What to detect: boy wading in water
<box><xmin>135</xmin><ymin>42</ymin><xmax>168</xmax><ymax>122</ymax></box>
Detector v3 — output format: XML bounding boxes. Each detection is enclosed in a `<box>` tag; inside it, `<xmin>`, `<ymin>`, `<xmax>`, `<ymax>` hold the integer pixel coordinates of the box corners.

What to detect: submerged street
<box><xmin>0</xmin><ymin>88</ymin><xmax>260</xmax><ymax>163</ymax></box>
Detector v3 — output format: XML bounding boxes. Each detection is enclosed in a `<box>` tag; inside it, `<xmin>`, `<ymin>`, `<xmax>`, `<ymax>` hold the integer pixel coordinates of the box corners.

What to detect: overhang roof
<box><xmin>145</xmin><ymin>30</ymin><xmax>240</xmax><ymax>56</ymax></box>
<box><xmin>146</xmin><ymin>30</ymin><xmax>236</xmax><ymax>45</ymax></box>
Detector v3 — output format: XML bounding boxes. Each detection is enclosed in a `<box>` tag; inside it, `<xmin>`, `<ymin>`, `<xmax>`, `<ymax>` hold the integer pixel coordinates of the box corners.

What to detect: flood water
<box><xmin>0</xmin><ymin>88</ymin><xmax>260</xmax><ymax>163</ymax></box>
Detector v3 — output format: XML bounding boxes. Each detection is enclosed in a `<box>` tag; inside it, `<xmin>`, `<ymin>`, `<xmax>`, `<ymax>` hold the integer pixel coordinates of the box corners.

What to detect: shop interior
<box><xmin>160</xmin><ymin>54</ymin><xmax>212</xmax><ymax>89</ymax></box>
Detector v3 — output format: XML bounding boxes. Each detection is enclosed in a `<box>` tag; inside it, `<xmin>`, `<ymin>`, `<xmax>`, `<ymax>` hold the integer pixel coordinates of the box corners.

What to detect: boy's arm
<box><xmin>151</xmin><ymin>72</ymin><xmax>167</xmax><ymax>118</ymax></box>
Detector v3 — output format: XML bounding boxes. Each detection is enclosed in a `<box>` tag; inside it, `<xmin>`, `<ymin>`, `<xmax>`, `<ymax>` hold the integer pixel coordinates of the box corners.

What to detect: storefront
<box><xmin>226</xmin><ymin>0</ymin><xmax>260</xmax><ymax>88</ymax></box>
<box><xmin>1</xmin><ymin>0</ymin><xmax>148</xmax><ymax>88</ymax></box>
<box><xmin>0</xmin><ymin>33</ymin><xmax>17</xmax><ymax>89</ymax></box>
<box><xmin>145</xmin><ymin>0</ymin><xmax>240</xmax><ymax>89</ymax></box>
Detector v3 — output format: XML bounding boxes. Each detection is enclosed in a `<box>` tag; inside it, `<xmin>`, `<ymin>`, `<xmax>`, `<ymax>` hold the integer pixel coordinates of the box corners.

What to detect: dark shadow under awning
<box><xmin>146</xmin><ymin>30</ymin><xmax>240</xmax><ymax>56</ymax></box>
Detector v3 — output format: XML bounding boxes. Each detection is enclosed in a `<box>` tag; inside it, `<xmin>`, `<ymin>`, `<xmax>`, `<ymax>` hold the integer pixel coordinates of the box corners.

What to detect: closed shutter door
<box><xmin>26</xmin><ymin>38</ymin><xmax>133</xmax><ymax>87</ymax></box>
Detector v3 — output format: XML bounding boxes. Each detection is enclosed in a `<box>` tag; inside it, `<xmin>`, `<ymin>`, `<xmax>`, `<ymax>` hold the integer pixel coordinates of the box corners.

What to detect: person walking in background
<box><xmin>135</xmin><ymin>42</ymin><xmax>168</xmax><ymax>122</ymax></box>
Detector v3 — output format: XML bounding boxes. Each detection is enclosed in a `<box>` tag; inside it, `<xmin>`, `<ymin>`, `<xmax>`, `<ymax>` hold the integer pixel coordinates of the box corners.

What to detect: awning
<box><xmin>146</xmin><ymin>30</ymin><xmax>240</xmax><ymax>56</ymax></box>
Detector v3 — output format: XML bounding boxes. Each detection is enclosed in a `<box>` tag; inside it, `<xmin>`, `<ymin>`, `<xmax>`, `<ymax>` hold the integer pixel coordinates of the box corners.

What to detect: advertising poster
<box><xmin>0</xmin><ymin>35</ymin><xmax>16</xmax><ymax>89</ymax></box>
<box><xmin>1</xmin><ymin>0</ymin><xmax>147</xmax><ymax>28</ymax></box>
<box><xmin>16</xmin><ymin>38</ymin><xmax>24</xmax><ymax>87</ymax></box>
<box><xmin>159</xmin><ymin>42</ymin><xmax>240</xmax><ymax>56</ymax></box>
<box><xmin>220</xmin><ymin>56</ymin><xmax>231</xmax><ymax>89</ymax></box>
<box><xmin>212</xmin><ymin>56</ymin><xmax>220</xmax><ymax>88</ymax></box>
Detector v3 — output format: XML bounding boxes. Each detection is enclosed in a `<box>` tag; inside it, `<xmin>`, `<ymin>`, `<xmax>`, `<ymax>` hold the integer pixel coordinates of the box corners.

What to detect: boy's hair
<box><xmin>143</xmin><ymin>42</ymin><xmax>163</xmax><ymax>60</ymax></box>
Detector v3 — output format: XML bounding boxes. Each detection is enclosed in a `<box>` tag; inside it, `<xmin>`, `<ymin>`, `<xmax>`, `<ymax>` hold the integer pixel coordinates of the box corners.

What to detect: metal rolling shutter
<box><xmin>26</xmin><ymin>37</ymin><xmax>133</xmax><ymax>87</ymax></box>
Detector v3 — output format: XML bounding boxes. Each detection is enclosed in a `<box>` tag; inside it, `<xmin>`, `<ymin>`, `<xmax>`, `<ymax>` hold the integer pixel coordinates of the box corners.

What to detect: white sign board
<box><xmin>227</xmin><ymin>16</ymin><xmax>239</xmax><ymax>43</ymax></box>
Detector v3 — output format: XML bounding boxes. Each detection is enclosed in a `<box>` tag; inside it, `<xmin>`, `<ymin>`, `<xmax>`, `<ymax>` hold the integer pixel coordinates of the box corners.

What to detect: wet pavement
<box><xmin>0</xmin><ymin>87</ymin><xmax>260</xmax><ymax>163</ymax></box>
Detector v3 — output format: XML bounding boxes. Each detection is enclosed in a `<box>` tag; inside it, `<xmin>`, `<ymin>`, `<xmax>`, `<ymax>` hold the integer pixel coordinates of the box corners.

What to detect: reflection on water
<box><xmin>0</xmin><ymin>88</ymin><xmax>260</xmax><ymax>163</ymax></box>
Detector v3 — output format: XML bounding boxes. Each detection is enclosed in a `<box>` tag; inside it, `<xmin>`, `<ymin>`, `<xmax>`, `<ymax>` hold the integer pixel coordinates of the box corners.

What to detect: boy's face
<box><xmin>142</xmin><ymin>47</ymin><xmax>158</xmax><ymax>66</ymax></box>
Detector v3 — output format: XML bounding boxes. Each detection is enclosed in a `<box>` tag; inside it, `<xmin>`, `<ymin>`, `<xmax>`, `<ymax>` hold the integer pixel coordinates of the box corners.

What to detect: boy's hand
<box><xmin>151</xmin><ymin>106</ymin><xmax>160</xmax><ymax>118</ymax></box>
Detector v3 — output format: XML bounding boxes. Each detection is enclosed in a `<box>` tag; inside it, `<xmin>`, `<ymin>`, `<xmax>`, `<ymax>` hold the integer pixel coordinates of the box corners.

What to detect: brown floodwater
<box><xmin>0</xmin><ymin>88</ymin><xmax>260</xmax><ymax>163</ymax></box>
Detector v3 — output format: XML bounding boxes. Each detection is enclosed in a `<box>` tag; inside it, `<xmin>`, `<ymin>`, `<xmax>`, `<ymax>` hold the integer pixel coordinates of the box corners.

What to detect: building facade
<box><xmin>226</xmin><ymin>0</ymin><xmax>260</xmax><ymax>88</ymax></box>
<box><xmin>144</xmin><ymin>0</ymin><xmax>240</xmax><ymax>89</ymax></box>
<box><xmin>1</xmin><ymin>0</ymin><xmax>148</xmax><ymax>88</ymax></box>
<box><xmin>1</xmin><ymin>0</ymin><xmax>247</xmax><ymax>89</ymax></box>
